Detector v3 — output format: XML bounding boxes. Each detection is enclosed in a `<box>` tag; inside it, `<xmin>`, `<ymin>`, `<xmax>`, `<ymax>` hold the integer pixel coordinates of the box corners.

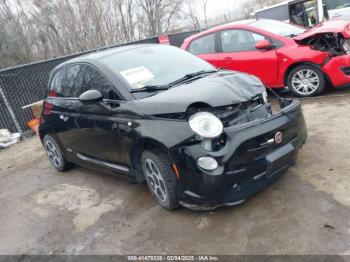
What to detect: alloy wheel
<box><xmin>291</xmin><ymin>69</ymin><xmax>320</xmax><ymax>96</ymax></box>
<box><xmin>144</xmin><ymin>158</ymin><xmax>168</xmax><ymax>203</ymax></box>
<box><xmin>45</xmin><ymin>140</ymin><xmax>63</xmax><ymax>169</ymax></box>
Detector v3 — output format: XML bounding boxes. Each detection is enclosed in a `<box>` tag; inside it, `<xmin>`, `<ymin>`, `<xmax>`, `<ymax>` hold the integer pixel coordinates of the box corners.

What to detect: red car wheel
<box><xmin>287</xmin><ymin>65</ymin><xmax>326</xmax><ymax>97</ymax></box>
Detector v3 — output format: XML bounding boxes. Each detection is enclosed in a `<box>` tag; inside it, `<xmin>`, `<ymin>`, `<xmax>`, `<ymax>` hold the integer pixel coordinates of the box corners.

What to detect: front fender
<box><xmin>128</xmin><ymin>117</ymin><xmax>194</xmax><ymax>149</ymax></box>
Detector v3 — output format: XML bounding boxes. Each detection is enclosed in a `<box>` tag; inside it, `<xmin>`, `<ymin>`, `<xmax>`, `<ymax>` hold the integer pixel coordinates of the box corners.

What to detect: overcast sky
<box><xmin>196</xmin><ymin>0</ymin><xmax>237</xmax><ymax>18</ymax></box>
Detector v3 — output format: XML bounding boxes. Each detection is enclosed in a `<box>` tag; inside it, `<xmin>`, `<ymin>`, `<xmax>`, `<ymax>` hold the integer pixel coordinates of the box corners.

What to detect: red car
<box><xmin>181</xmin><ymin>19</ymin><xmax>350</xmax><ymax>97</ymax></box>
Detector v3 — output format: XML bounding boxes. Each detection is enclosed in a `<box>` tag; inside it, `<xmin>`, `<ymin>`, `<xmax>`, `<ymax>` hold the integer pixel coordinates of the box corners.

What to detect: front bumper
<box><xmin>173</xmin><ymin>99</ymin><xmax>307</xmax><ymax>210</ymax></box>
<box><xmin>323</xmin><ymin>54</ymin><xmax>350</xmax><ymax>87</ymax></box>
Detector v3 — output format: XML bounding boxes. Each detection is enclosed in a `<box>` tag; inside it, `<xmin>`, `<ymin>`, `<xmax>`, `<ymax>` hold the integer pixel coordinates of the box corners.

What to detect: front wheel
<box><xmin>287</xmin><ymin>65</ymin><xmax>326</xmax><ymax>97</ymax></box>
<box><xmin>141</xmin><ymin>150</ymin><xmax>179</xmax><ymax>210</ymax></box>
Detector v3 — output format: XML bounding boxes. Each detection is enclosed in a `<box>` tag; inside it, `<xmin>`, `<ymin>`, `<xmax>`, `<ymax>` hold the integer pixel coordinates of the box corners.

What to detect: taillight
<box><xmin>43</xmin><ymin>101</ymin><xmax>55</xmax><ymax>116</ymax></box>
<box><xmin>48</xmin><ymin>90</ymin><xmax>58</xmax><ymax>97</ymax></box>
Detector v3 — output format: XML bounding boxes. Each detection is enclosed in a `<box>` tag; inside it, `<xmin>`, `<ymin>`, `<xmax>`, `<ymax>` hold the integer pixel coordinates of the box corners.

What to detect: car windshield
<box><xmin>99</xmin><ymin>45</ymin><xmax>215</xmax><ymax>91</ymax></box>
<box><xmin>250</xmin><ymin>19</ymin><xmax>305</xmax><ymax>37</ymax></box>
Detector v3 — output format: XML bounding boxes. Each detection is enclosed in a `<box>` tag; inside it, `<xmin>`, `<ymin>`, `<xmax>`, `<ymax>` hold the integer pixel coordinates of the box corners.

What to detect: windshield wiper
<box><xmin>287</xmin><ymin>33</ymin><xmax>301</xmax><ymax>38</ymax></box>
<box><xmin>130</xmin><ymin>70</ymin><xmax>218</xmax><ymax>93</ymax></box>
<box><xmin>168</xmin><ymin>70</ymin><xmax>218</xmax><ymax>86</ymax></box>
<box><xmin>130</xmin><ymin>85</ymin><xmax>169</xmax><ymax>93</ymax></box>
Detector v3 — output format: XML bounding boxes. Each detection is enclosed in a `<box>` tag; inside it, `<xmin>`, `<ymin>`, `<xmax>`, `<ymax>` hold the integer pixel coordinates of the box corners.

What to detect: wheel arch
<box><xmin>130</xmin><ymin>137</ymin><xmax>172</xmax><ymax>183</ymax></box>
<box><xmin>283</xmin><ymin>61</ymin><xmax>332</xmax><ymax>87</ymax></box>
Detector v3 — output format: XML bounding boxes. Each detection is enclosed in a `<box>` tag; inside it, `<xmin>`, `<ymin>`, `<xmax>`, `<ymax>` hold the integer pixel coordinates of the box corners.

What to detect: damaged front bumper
<box><xmin>323</xmin><ymin>54</ymin><xmax>350</xmax><ymax>88</ymax></box>
<box><xmin>172</xmin><ymin>99</ymin><xmax>307</xmax><ymax>211</ymax></box>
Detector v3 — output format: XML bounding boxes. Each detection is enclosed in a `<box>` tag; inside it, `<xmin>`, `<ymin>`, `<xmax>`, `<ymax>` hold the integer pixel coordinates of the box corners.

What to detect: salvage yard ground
<box><xmin>0</xmin><ymin>88</ymin><xmax>350</xmax><ymax>255</ymax></box>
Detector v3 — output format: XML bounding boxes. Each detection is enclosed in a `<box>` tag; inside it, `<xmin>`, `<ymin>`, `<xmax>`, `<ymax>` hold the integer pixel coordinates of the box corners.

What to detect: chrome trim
<box><xmin>224</xmin><ymin>199</ymin><xmax>246</xmax><ymax>207</ymax></box>
<box><xmin>184</xmin><ymin>190</ymin><xmax>204</xmax><ymax>199</ymax></box>
<box><xmin>267</xmin><ymin>138</ymin><xmax>275</xmax><ymax>144</ymax></box>
<box><xmin>253</xmin><ymin>171</ymin><xmax>266</xmax><ymax>181</ymax></box>
<box><xmin>76</xmin><ymin>153</ymin><xmax>129</xmax><ymax>173</ymax></box>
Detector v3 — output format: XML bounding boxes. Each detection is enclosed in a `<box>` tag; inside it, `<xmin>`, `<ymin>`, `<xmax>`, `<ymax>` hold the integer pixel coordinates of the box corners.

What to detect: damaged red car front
<box><xmin>182</xmin><ymin>19</ymin><xmax>350</xmax><ymax>97</ymax></box>
<box><xmin>294</xmin><ymin>20</ymin><xmax>350</xmax><ymax>89</ymax></box>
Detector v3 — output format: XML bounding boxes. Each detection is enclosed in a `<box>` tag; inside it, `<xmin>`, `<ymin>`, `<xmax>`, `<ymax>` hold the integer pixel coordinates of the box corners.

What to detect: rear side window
<box><xmin>49</xmin><ymin>66</ymin><xmax>80</xmax><ymax>97</ymax></box>
<box><xmin>64</xmin><ymin>65</ymin><xmax>81</xmax><ymax>96</ymax></box>
<box><xmin>72</xmin><ymin>65</ymin><xmax>120</xmax><ymax>100</ymax></box>
<box><xmin>49</xmin><ymin>69</ymin><xmax>69</xmax><ymax>97</ymax></box>
<box><xmin>220</xmin><ymin>30</ymin><xmax>267</xmax><ymax>52</ymax></box>
<box><xmin>188</xmin><ymin>33</ymin><xmax>216</xmax><ymax>55</ymax></box>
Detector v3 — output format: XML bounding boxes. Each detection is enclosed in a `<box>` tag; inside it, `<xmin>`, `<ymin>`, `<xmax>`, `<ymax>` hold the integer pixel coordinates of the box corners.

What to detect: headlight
<box><xmin>189</xmin><ymin>112</ymin><xmax>223</xmax><ymax>139</ymax></box>
<box><xmin>343</xmin><ymin>39</ymin><xmax>350</xmax><ymax>54</ymax></box>
<box><xmin>262</xmin><ymin>91</ymin><xmax>268</xmax><ymax>103</ymax></box>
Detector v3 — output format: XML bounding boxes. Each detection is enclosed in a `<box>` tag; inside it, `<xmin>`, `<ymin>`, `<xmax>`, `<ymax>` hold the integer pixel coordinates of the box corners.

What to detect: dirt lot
<box><xmin>0</xmin><ymin>89</ymin><xmax>350</xmax><ymax>255</ymax></box>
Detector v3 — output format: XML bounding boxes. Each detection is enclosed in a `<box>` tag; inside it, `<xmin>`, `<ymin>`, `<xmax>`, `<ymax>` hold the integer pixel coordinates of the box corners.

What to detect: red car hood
<box><xmin>294</xmin><ymin>20</ymin><xmax>350</xmax><ymax>41</ymax></box>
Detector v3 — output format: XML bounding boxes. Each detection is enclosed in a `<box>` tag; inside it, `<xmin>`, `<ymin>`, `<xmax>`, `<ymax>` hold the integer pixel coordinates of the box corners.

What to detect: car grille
<box><xmin>225</xmin><ymin>120</ymin><xmax>298</xmax><ymax>179</ymax></box>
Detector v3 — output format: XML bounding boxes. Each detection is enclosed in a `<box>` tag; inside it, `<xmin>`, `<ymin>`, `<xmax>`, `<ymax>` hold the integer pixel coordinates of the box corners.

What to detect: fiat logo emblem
<box><xmin>275</xmin><ymin>131</ymin><xmax>283</xmax><ymax>144</ymax></box>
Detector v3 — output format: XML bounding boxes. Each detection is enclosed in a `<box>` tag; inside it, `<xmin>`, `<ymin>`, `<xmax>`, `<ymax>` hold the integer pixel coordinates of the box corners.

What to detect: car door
<box><xmin>57</xmin><ymin>64</ymin><xmax>132</xmax><ymax>171</ymax></box>
<box><xmin>44</xmin><ymin>67</ymin><xmax>74</xmax><ymax>146</ymax></box>
<box><xmin>216</xmin><ymin>29</ymin><xmax>279</xmax><ymax>87</ymax></box>
<box><xmin>187</xmin><ymin>32</ymin><xmax>221</xmax><ymax>67</ymax></box>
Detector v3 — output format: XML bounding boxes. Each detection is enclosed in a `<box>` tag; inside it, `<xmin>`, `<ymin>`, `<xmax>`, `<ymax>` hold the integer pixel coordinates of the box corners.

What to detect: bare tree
<box><xmin>137</xmin><ymin>0</ymin><xmax>184</xmax><ymax>36</ymax></box>
<box><xmin>201</xmin><ymin>0</ymin><xmax>208</xmax><ymax>28</ymax></box>
<box><xmin>184</xmin><ymin>0</ymin><xmax>200</xmax><ymax>30</ymax></box>
<box><xmin>0</xmin><ymin>0</ymin><xmax>286</xmax><ymax>70</ymax></box>
<box><xmin>0</xmin><ymin>0</ymin><xmax>32</xmax><ymax>66</ymax></box>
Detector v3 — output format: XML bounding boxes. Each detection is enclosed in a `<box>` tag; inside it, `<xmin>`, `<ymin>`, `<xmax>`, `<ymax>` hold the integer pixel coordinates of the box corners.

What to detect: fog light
<box><xmin>197</xmin><ymin>157</ymin><xmax>218</xmax><ymax>171</ymax></box>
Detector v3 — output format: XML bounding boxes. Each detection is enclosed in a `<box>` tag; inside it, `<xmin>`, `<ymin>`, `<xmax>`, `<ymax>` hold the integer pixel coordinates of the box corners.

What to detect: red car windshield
<box><xmin>250</xmin><ymin>19</ymin><xmax>305</xmax><ymax>37</ymax></box>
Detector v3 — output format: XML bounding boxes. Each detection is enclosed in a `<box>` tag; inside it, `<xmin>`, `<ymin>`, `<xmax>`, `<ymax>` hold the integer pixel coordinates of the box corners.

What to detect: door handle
<box><xmin>224</xmin><ymin>57</ymin><xmax>233</xmax><ymax>60</ymax></box>
<box><xmin>59</xmin><ymin>115</ymin><xmax>69</xmax><ymax>122</ymax></box>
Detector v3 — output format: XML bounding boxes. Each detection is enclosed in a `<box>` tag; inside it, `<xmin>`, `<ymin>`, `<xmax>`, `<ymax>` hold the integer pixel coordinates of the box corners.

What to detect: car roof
<box><xmin>183</xmin><ymin>18</ymin><xmax>297</xmax><ymax>46</ymax></box>
<box><xmin>53</xmin><ymin>44</ymin><xmax>158</xmax><ymax>71</ymax></box>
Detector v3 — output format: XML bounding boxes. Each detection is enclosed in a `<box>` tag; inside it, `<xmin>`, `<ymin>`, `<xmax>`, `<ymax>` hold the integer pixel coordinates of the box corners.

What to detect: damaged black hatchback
<box><xmin>39</xmin><ymin>44</ymin><xmax>307</xmax><ymax>210</ymax></box>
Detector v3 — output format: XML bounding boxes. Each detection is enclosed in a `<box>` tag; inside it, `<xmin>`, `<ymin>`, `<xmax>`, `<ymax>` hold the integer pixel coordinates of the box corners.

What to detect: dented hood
<box><xmin>133</xmin><ymin>71</ymin><xmax>265</xmax><ymax>115</ymax></box>
<box><xmin>294</xmin><ymin>20</ymin><xmax>350</xmax><ymax>41</ymax></box>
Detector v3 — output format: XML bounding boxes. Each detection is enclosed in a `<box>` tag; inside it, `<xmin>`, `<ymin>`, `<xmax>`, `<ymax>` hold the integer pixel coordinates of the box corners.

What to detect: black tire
<box><xmin>141</xmin><ymin>149</ymin><xmax>179</xmax><ymax>210</ymax></box>
<box><xmin>43</xmin><ymin>135</ymin><xmax>71</xmax><ymax>172</ymax></box>
<box><xmin>287</xmin><ymin>64</ymin><xmax>326</xmax><ymax>97</ymax></box>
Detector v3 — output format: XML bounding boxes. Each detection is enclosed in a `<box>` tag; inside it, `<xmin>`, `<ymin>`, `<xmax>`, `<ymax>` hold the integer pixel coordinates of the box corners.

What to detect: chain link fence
<box><xmin>0</xmin><ymin>31</ymin><xmax>198</xmax><ymax>133</ymax></box>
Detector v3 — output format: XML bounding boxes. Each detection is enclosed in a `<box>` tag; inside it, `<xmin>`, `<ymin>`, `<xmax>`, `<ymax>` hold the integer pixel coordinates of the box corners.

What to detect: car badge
<box><xmin>275</xmin><ymin>131</ymin><xmax>283</xmax><ymax>144</ymax></box>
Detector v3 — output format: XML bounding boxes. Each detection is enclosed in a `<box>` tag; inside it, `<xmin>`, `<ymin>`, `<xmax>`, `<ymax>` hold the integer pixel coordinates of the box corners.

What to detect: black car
<box><xmin>39</xmin><ymin>44</ymin><xmax>307</xmax><ymax>210</ymax></box>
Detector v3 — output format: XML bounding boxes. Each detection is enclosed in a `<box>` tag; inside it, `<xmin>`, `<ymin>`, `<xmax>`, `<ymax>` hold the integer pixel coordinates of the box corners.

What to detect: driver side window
<box><xmin>221</xmin><ymin>30</ymin><xmax>266</xmax><ymax>52</ymax></box>
<box><xmin>72</xmin><ymin>65</ymin><xmax>120</xmax><ymax>100</ymax></box>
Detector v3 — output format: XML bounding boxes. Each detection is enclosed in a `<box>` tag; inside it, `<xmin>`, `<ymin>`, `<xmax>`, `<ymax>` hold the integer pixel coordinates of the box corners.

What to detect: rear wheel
<box><xmin>287</xmin><ymin>65</ymin><xmax>326</xmax><ymax>97</ymax></box>
<box><xmin>141</xmin><ymin>150</ymin><xmax>179</xmax><ymax>210</ymax></box>
<box><xmin>43</xmin><ymin>135</ymin><xmax>71</xmax><ymax>172</ymax></box>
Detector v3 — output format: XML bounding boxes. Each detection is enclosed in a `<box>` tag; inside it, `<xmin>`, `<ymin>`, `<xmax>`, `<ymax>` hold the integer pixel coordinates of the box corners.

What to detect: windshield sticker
<box><xmin>120</xmin><ymin>66</ymin><xmax>154</xmax><ymax>88</ymax></box>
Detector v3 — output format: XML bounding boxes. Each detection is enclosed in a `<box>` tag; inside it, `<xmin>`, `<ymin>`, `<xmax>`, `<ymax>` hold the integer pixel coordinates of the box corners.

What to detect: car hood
<box><xmin>294</xmin><ymin>20</ymin><xmax>350</xmax><ymax>41</ymax></box>
<box><xmin>132</xmin><ymin>71</ymin><xmax>265</xmax><ymax>115</ymax></box>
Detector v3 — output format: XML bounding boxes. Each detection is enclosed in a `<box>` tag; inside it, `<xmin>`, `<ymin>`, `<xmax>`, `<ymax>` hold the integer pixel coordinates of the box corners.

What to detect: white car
<box><xmin>253</xmin><ymin>0</ymin><xmax>350</xmax><ymax>27</ymax></box>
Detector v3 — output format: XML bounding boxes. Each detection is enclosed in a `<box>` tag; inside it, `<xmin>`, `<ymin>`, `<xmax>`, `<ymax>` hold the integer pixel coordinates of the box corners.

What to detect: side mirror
<box><xmin>79</xmin><ymin>89</ymin><xmax>103</xmax><ymax>105</ymax></box>
<box><xmin>255</xmin><ymin>40</ymin><xmax>272</xmax><ymax>50</ymax></box>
